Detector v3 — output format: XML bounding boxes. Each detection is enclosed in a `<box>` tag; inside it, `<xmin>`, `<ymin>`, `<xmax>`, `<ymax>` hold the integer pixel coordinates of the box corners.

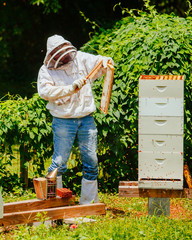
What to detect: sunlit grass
<box><xmin>1</xmin><ymin>192</ymin><xmax>192</xmax><ymax>240</ymax></box>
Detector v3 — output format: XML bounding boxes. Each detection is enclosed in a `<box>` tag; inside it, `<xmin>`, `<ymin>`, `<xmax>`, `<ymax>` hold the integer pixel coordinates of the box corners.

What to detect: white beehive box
<box><xmin>139</xmin><ymin>152</ymin><xmax>183</xmax><ymax>179</ymax></box>
<box><xmin>138</xmin><ymin>180</ymin><xmax>183</xmax><ymax>189</ymax></box>
<box><xmin>139</xmin><ymin>98</ymin><xmax>183</xmax><ymax>116</ymax></box>
<box><xmin>138</xmin><ymin>75</ymin><xmax>184</xmax><ymax>190</ymax></box>
<box><xmin>139</xmin><ymin>116</ymin><xmax>183</xmax><ymax>135</ymax></box>
<box><xmin>139</xmin><ymin>135</ymin><xmax>183</xmax><ymax>152</ymax></box>
<box><xmin>0</xmin><ymin>191</ymin><xmax>3</xmax><ymax>219</ymax></box>
<box><xmin>139</xmin><ymin>79</ymin><xmax>184</xmax><ymax>98</ymax></box>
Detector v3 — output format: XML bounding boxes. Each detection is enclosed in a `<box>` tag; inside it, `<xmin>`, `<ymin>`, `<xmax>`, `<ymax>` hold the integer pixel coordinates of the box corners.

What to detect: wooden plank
<box><xmin>119</xmin><ymin>181</ymin><xmax>138</xmax><ymax>186</ymax></box>
<box><xmin>4</xmin><ymin>196</ymin><xmax>75</xmax><ymax>213</ymax></box>
<box><xmin>86</xmin><ymin>60</ymin><xmax>103</xmax><ymax>80</ymax></box>
<box><xmin>119</xmin><ymin>185</ymin><xmax>192</xmax><ymax>198</ymax></box>
<box><xmin>100</xmin><ymin>62</ymin><xmax>114</xmax><ymax>114</ymax></box>
<box><xmin>0</xmin><ymin>203</ymin><xmax>105</xmax><ymax>227</ymax></box>
<box><xmin>184</xmin><ymin>163</ymin><xmax>192</xmax><ymax>188</ymax></box>
<box><xmin>139</xmin><ymin>75</ymin><xmax>184</xmax><ymax>80</ymax></box>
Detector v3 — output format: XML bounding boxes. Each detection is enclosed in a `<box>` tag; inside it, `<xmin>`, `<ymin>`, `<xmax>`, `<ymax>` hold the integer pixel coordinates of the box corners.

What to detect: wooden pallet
<box><xmin>0</xmin><ymin>196</ymin><xmax>106</xmax><ymax>227</ymax></box>
<box><xmin>119</xmin><ymin>181</ymin><xmax>192</xmax><ymax>198</ymax></box>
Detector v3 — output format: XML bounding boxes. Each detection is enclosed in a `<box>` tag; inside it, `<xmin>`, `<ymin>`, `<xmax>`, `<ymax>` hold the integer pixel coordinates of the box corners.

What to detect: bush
<box><xmin>0</xmin><ymin>94</ymin><xmax>53</xmax><ymax>191</ymax></box>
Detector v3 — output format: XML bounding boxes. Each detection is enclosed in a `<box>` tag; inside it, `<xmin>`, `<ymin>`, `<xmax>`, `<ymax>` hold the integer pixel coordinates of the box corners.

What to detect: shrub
<box><xmin>0</xmin><ymin>94</ymin><xmax>53</xmax><ymax>191</ymax></box>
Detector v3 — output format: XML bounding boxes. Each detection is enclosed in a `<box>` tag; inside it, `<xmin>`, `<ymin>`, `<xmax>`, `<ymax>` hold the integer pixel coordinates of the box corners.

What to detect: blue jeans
<box><xmin>48</xmin><ymin>115</ymin><xmax>98</xmax><ymax>181</ymax></box>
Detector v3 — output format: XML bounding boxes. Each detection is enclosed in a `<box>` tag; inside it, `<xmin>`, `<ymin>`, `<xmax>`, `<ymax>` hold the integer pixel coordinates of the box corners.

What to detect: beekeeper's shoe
<box><xmin>57</xmin><ymin>175</ymin><xmax>63</xmax><ymax>188</ymax></box>
<box><xmin>79</xmin><ymin>178</ymin><xmax>99</xmax><ymax>205</ymax></box>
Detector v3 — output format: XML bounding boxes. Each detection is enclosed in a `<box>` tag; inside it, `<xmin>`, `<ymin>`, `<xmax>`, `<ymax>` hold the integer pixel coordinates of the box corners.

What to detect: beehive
<box><xmin>138</xmin><ymin>75</ymin><xmax>184</xmax><ymax>189</ymax></box>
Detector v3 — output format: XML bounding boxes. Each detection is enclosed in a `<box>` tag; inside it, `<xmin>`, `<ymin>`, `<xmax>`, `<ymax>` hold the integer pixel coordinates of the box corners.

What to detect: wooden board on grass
<box><xmin>0</xmin><ymin>203</ymin><xmax>106</xmax><ymax>227</ymax></box>
<box><xmin>4</xmin><ymin>196</ymin><xmax>75</xmax><ymax>214</ymax></box>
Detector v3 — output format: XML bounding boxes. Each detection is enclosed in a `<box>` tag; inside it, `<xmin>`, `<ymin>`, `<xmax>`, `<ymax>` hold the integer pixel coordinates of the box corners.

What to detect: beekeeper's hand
<box><xmin>102</xmin><ymin>57</ymin><xmax>114</xmax><ymax>68</ymax></box>
<box><xmin>72</xmin><ymin>78</ymin><xmax>86</xmax><ymax>90</ymax></box>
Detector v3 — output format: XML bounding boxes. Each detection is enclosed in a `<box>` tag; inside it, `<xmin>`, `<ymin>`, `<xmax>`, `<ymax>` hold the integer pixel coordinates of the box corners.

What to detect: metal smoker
<box><xmin>46</xmin><ymin>168</ymin><xmax>58</xmax><ymax>199</ymax></box>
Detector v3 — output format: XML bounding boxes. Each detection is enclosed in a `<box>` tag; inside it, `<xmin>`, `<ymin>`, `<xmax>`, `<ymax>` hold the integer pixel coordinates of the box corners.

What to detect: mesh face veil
<box><xmin>46</xmin><ymin>42</ymin><xmax>77</xmax><ymax>69</ymax></box>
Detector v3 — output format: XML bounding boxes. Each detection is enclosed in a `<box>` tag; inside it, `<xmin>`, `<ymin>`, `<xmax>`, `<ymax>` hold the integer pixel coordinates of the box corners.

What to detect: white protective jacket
<box><xmin>37</xmin><ymin>35</ymin><xmax>107</xmax><ymax>118</ymax></box>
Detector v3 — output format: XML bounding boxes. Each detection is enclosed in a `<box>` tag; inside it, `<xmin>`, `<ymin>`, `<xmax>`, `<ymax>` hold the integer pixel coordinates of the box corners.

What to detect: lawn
<box><xmin>0</xmin><ymin>191</ymin><xmax>192</xmax><ymax>239</ymax></box>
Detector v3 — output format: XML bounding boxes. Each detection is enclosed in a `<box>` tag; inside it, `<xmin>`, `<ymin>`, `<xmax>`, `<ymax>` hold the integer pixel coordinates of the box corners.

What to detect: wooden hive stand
<box><xmin>119</xmin><ymin>181</ymin><xmax>192</xmax><ymax>216</ymax></box>
<box><xmin>0</xmin><ymin>196</ymin><xmax>106</xmax><ymax>227</ymax></box>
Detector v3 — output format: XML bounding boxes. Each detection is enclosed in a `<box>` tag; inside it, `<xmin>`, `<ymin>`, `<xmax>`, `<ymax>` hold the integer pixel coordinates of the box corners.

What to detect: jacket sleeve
<box><xmin>80</xmin><ymin>52</ymin><xmax>107</xmax><ymax>82</ymax></box>
<box><xmin>37</xmin><ymin>66</ymin><xmax>74</xmax><ymax>101</ymax></box>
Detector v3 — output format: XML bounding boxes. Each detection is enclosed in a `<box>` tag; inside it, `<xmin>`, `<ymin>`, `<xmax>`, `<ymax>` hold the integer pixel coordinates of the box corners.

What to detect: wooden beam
<box><xmin>119</xmin><ymin>181</ymin><xmax>192</xmax><ymax>198</ymax></box>
<box><xmin>4</xmin><ymin>196</ymin><xmax>75</xmax><ymax>214</ymax></box>
<box><xmin>119</xmin><ymin>181</ymin><xmax>138</xmax><ymax>186</ymax></box>
<box><xmin>0</xmin><ymin>203</ymin><xmax>106</xmax><ymax>227</ymax></box>
<box><xmin>184</xmin><ymin>163</ymin><xmax>192</xmax><ymax>188</ymax></box>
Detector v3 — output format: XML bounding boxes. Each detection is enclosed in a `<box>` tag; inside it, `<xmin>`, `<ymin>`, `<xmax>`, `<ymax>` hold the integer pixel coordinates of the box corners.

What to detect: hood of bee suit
<box><xmin>44</xmin><ymin>34</ymin><xmax>77</xmax><ymax>69</ymax></box>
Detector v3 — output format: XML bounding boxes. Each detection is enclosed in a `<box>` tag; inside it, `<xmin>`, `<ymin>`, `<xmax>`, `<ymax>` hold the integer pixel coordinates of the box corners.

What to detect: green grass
<box><xmin>1</xmin><ymin>217</ymin><xmax>192</xmax><ymax>240</ymax></box>
<box><xmin>0</xmin><ymin>192</ymin><xmax>192</xmax><ymax>240</ymax></box>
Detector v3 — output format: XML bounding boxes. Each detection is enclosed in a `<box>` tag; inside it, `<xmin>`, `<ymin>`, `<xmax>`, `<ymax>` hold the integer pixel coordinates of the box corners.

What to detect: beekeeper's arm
<box><xmin>37</xmin><ymin>66</ymin><xmax>84</xmax><ymax>101</ymax></box>
<box><xmin>80</xmin><ymin>52</ymin><xmax>114</xmax><ymax>83</ymax></box>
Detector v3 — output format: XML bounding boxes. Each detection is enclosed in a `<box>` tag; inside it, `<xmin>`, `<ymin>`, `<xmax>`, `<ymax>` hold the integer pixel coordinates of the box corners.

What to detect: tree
<box><xmin>0</xmin><ymin>0</ymin><xmax>191</xmax><ymax>97</ymax></box>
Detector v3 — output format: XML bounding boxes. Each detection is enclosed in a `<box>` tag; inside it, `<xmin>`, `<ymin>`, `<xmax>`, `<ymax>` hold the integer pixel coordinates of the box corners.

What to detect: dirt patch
<box><xmin>170</xmin><ymin>202</ymin><xmax>192</xmax><ymax>219</ymax></box>
<box><xmin>106</xmin><ymin>200</ymin><xmax>192</xmax><ymax>219</ymax></box>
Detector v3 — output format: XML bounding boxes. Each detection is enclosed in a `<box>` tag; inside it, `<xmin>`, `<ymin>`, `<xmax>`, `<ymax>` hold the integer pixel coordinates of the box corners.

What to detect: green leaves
<box><xmin>30</xmin><ymin>0</ymin><xmax>61</xmax><ymax>14</ymax></box>
<box><xmin>0</xmin><ymin>93</ymin><xmax>53</xmax><ymax>190</ymax></box>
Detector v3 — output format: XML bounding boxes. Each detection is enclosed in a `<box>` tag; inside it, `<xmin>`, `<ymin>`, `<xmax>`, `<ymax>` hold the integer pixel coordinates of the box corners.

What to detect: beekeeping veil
<box><xmin>44</xmin><ymin>34</ymin><xmax>77</xmax><ymax>69</ymax></box>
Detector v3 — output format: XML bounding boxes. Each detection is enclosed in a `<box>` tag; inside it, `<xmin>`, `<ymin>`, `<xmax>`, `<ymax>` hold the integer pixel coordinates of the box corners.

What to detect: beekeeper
<box><xmin>37</xmin><ymin>34</ymin><xmax>113</xmax><ymax>205</ymax></box>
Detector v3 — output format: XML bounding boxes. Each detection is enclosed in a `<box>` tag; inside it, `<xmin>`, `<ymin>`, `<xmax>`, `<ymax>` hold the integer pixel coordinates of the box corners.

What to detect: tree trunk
<box><xmin>20</xmin><ymin>144</ymin><xmax>28</xmax><ymax>188</ymax></box>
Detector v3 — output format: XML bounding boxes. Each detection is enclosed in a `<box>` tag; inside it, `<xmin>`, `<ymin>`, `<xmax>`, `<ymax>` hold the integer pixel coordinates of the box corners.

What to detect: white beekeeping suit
<box><xmin>37</xmin><ymin>34</ymin><xmax>113</xmax><ymax>205</ymax></box>
<box><xmin>38</xmin><ymin>34</ymin><xmax>109</xmax><ymax>118</ymax></box>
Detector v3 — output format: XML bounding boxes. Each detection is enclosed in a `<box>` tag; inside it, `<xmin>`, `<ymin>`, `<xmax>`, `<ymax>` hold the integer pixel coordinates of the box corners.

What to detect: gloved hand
<box><xmin>102</xmin><ymin>57</ymin><xmax>114</xmax><ymax>68</ymax></box>
<box><xmin>72</xmin><ymin>78</ymin><xmax>86</xmax><ymax>90</ymax></box>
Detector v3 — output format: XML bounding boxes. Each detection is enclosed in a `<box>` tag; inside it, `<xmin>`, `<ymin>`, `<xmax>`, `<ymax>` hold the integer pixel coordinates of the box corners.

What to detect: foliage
<box><xmin>0</xmin><ymin>94</ymin><xmax>52</xmax><ymax>191</ymax></box>
<box><xmin>2</xmin><ymin>188</ymin><xmax>36</xmax><ymax>203</ymax></box>
<box><xmin>0</xmin><ymin>0</ymin><xmax>122</xmax><ymax>98</ymax></box>
<box><xmin>29</xmin><ymin>0</ymin><xmax>192</xmax><ymax>18</ymax></box>
<box><xmin>151</xmin><ymin>0</ymin><xmax>192</xmax><ymax>17</ymax></box>
<box><xmin>81</xmin><ymin>6</ymin><xmax>192</xmax><ymax>191</ymax></box>
<box><xmin>30</xmin><ymin>0</ymin><xmax>61</xmax><ymax>14</ymax></box>
<box><xmin>0</xmin><ymin>0</ymin><xmax>191</xmax><ymax>99</ymax></box>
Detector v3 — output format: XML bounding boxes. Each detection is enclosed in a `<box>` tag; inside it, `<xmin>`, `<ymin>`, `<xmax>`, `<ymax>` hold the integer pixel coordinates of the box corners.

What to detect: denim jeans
<box><xmin>48</xmin><ymin>115</ymin><xmax>98</xmax><ymax>180</ymax></box>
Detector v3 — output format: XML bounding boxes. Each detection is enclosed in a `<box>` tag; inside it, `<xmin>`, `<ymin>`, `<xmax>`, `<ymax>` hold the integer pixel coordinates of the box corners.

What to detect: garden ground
<box><xmin>0</xmin><ymin>192</ymin><xmax>191</xmax><ymax>239</ymax></box>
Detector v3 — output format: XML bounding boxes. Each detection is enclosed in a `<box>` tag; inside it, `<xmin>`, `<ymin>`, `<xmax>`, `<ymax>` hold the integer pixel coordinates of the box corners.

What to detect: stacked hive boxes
<box><xmin>138</xmin><ymin>75</ymin><xmax>184</xmax><ymax>189</ymax></box>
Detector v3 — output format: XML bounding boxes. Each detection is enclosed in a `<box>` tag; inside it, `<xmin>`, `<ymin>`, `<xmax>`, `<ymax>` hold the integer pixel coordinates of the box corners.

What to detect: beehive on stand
<box><xmin>138</xmin><ymin>75</ymin><xmax>184</xmax><ymax>189</ymax></box>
